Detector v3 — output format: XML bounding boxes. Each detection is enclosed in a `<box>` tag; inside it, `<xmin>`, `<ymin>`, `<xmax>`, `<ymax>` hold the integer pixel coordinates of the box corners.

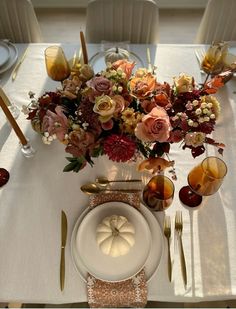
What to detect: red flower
<box><xmin>103</xmin><ymin>134</ymin><xmax>136</xmax><ymax>162</ymax></box>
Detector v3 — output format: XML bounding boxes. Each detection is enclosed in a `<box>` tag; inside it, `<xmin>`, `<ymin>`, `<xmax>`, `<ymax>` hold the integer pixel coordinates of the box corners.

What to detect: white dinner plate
<box><xmin>74</xmin><ymin>202</ymin><xmax>151</xmax><ymax>282</ymax></box>
<box><xmin>0</xmin><ymin>41</ymin><xmax>10</xmax><ymax>67</ymax></box>
<box><xmin>71</xmin><ymin>202</ymin><xmax>163</xmax><ymax>283</ymax></box>
<box><xmin>0</xmin><ymin>41</ymin><xmax>18</xmax><ymax>74</ymax></box>
<box><xmin>89</xmin><ymin>51</ymin><xmax>144</xmax><ymax>73</ymax></box>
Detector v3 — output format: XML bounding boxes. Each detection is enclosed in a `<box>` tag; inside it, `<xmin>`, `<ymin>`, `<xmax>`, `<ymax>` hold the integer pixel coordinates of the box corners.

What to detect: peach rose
<box><xmin>111</xmin><ymin>59</ymin><xmax>135</xmax><ymax>79</ymax></box>
<box><xmin>93</xmin><ymin>95</ymin><xmax>116</xmax><ymax>123</ymax></box>
<box><xmin>135</xmin><ymin>106</ymin><xmax>171</xmax><ymax>142</ymax></box>
<box><xmin>129</xmin><ymin>72</ymin><xmax>157</xmax><ymax>99</ymax></box>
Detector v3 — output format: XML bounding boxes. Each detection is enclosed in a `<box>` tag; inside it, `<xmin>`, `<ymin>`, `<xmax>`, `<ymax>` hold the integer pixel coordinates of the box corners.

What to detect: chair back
<box><xmin>195</xmin><ymin>0</ymin><xmax>236</xmax><ymax>44</ymax></box>
<box><xmin>0</xmin><ymin>0</ymin><xmax>42</xmax><ymax>43</ymax></box>
<box><xmin>85</xmin><ymin>0</ymin><xmax>159</xmax><ymax>44</ymax></box>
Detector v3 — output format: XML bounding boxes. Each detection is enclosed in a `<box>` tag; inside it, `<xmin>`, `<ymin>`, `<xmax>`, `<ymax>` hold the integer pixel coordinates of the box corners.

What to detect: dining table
<box><xmin>0</xmin><ymin>42</ymin><xmax>236</xmax><ymax>305</ymax></box>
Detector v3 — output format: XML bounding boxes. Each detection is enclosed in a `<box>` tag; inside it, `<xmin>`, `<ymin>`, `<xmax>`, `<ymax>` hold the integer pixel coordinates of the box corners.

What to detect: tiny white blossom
<box><xmin>207</xmin><ymin>103</ymin><xmax>213</xmax><ymax>108</ymax></box>
<box><xmin>201</xmin><ymin>102</ymin><xmax>207</xmax><ymax>109</ymax></box>
<box><xmin>48</xmin><ymin>136</ymin><xmax>54</xmax><ymax>142</ymax></box>
<box><xmin>111</xmin><ymin>70</ymin><xmax>117</xmax><ymax>76</ymax></box>
<box><xmin>44</xmin><ymin>132</ymin><xmax>49</xmax><ymax>137</ymax></box>
<box><xmin>117</xmin><ymin>68</ymin><xmax>123</xmax><ymax>75</ymax></box>
<box><xmin>118</xmin><ymin>86</ymin><xmax>123</xmax><ymax>92</ymax></box>
<box><xmin>193</xmin><ymin>122</ymin><xmax>199</xmax><ymax>127</ymax></box>
<box><xmin>112</xmin><ymin>85</ymin><xmax>117</xmax><ymax>92</ymax></box>
<box><xmin>204</xmin><ymin>116</ymin><xmax>210</xmax><ymax>122</ymax></box>
<box><xmin>121</xmin><ymin>72</ymin><xmax>126</xmax><ymax>79</ymax></box>
<box><xmin>199</xmin><ymin>117</ymin><xmax>204</xmax><ymax>123</ymax></box>
<box><xmin>195</xmin><ymin>108</ymin><xmax>202</xmax><ymax>115</ymax></box>
<box><xmin>202</xmin><ymin>108</ymin><xmax>209</xmax><ymax>114</ymax></box>
<box><xmin>188</xmin><ymin>119</ymin><xmax>194</xmax><ymax>126</ymax></box>
<box><xmin>72</xmin><ymin>123</ymin><xmax>80</xmax><ymax>130</ymax></box>
<box><xmin>192</xmin><ymin>100</ymin><xmax>199</xmax><ymax>106</ymax></box>
<box><xmin>210</xmin><ymin>114</ymin><xmax>216</xmax><ymax>119</ymax></box>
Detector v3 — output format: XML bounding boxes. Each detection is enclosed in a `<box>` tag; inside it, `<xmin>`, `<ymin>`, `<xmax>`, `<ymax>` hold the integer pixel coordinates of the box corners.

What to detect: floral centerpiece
<box><xmin>23</xmin><ymin>58</ymin><xmax>226</xmax><ymax>175</ymax></box>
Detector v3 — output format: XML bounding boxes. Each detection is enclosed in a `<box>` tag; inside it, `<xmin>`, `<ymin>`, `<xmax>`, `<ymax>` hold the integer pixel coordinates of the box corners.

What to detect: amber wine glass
<box><xmin>143</xmin><ymin>175</ymin><xmax>174</xmax><ymax>211</ymax></box>
<box><xmin>44</xmin><ymin>46</ymin><xmax>70</xmax><ymax>82</ymax></box>
<box><xmin>179</xmin><ymin>156</ymin><xmax>227</xmax><ymax>208</ymax></box>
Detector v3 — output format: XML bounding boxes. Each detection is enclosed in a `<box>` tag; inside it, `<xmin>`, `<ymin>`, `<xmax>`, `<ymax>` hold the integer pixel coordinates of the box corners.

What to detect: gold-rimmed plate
<box><xmin>71</xmin><ymin>202</ymin><xmax>163</xmax><ymax>282</ymax></box>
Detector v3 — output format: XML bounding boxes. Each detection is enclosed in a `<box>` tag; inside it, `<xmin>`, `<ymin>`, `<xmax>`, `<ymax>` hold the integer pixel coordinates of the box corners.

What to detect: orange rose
<box><xmin>129</xmin><ymin>72</ymin><xmax>157</xmax><ymax>99</ymax></box>
<box><xmin>111</xmin><ymin>59</ymin><xmax>135</xmax><ymax>79</ymax></box>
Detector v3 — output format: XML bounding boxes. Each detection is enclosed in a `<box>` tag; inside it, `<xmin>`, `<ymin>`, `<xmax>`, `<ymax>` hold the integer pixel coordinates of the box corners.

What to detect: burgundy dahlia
<box><xmin>103</xmin><ymin>134</ymin><xmax>136</xmax><ymax>162</ymax></box>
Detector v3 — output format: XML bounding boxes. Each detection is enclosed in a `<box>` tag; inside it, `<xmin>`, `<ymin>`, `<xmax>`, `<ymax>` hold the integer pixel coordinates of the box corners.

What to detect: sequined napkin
<box><xmin>87</xmin><ymin>192</ymin><xmax>147</xmax><ymax>308</ymax></box>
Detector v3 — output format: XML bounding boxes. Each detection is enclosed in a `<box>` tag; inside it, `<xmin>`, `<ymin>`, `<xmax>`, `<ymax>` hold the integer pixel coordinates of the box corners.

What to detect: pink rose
<box><xmin>42</xmin><ymin>106</ymin><xmax>68</xmax><ymax>142</ymax></box>
<box><xmin>111</xmin><ymin>59</ymin><xmax>135</xmax><ymax>79</ymax></box>
<box><xmin>86</xmin><ymin>76</ymin><xmax>113</xmax><ymax>99</ymax></box>
<box><xmin>135</xmin><ymin>106</ymin><xmax>171</xmax><ymax>142</ymax></box>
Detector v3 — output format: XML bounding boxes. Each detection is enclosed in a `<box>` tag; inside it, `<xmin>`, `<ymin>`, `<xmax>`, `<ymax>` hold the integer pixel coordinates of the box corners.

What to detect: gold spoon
<box><xmin>95</xmin><ymin>176</ymin><xmax>142</xmax><ymax>187</ymax></box>
<box><xmin>81</xmin><ymin>183</ymin><xmax>141</xmax><ymax>195</ymax></box>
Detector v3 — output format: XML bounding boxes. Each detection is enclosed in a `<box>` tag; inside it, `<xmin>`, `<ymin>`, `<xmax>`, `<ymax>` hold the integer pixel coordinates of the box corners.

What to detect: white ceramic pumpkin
<box><xmin>96</xmin><ymin>215</ymin><xmax>135</xmax><ymax>257</ymax></box>
<box><xmin>104</xmin><ymin>47</ymin><xmax>130</xmax><ymax>65</ymax></box>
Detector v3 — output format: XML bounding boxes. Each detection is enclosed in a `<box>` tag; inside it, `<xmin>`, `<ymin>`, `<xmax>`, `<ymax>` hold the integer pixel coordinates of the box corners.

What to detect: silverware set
<box><xmin>81</xmin><ymin>177</ymin><xmax>142</xmax><ymax>195</ymax></box>
<box><xmin>163</xmin><ymin>211</ymin><xmax>187</xmax><ymax>286</ymax></box>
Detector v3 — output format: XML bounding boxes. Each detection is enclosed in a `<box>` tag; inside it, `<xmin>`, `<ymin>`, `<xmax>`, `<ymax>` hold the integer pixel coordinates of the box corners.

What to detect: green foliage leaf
<box><xmin>63</xmin><ymin>156</ymin><xmax>85</xmax><ymax>172</ymax></box>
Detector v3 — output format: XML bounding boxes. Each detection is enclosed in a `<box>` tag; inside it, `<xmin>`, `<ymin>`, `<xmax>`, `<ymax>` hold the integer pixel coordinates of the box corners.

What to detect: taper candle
<box><xmin>80</xmin><ymin>31</ymin><xmax>88</xmax><ymax>64</ymax></box>
<box><xmin>0</xmin><ymin>88</ymin><xmax>28</xmax><ymax>146</ymax></box>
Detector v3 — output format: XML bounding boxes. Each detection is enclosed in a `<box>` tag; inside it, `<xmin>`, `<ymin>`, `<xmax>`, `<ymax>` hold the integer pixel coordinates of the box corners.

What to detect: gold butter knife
<box><xmin>60</xmin><ymin>210</ymin><xmax>67</xmax><ymax>291</ymax></box>
<box><xmin>12</xmin><ymin>47</ymin><xmax>28</xmax><ymax>81</ymax></box>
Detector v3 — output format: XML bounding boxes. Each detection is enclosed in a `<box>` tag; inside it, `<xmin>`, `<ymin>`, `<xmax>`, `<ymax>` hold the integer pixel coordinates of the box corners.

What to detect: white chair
<box><xmin>0</xmin><ymin>0</ymin><xmax>42</xmax><ymax>43</ymax></box>
<box><xmin>195</xmin><ymin>0</ymin><xmax>236</xmax><ymax>44</ymax></box>
<box><xmin>85</xmin><ymin>0</ymin><xmax>159</xmax><ymax>44</ymax></box>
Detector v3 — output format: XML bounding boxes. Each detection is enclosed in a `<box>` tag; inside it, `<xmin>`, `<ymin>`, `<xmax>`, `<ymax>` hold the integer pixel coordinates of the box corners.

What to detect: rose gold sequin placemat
<box><xmin>87</xmin><ymin>192</ymin><xmax>147</xmax><ymax>308</ymax></box>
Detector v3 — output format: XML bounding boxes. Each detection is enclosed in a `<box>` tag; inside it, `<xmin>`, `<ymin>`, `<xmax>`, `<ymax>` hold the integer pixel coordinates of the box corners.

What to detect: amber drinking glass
<box><xmin>143</xmin><ymin>175</ymin><xmax>174</xmax><ymax>211</ymax></box>
<box><xmin>179</xmin><ymin>156</ymin><xmax>227</xmax><ymax>208</ymax></box>
<box><xmin>44</xmin><ymin>46</ymin><xmax>70</xmax><ymax>82</ymax></box>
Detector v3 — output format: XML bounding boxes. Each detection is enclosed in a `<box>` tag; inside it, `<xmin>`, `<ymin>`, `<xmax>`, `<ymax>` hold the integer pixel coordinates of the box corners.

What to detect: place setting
<box><xmin>12</xmin><ymin>32</ymin><xmax>230</xmax><ymax>307</ymax></box>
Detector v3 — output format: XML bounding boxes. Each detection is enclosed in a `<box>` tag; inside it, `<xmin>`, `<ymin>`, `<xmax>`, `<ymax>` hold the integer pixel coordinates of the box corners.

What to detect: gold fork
<box><xmin>175</xmin><ymin>211</ymin><xmax>187</xmax><ymax>286</ymax></box>
<box><xmin>164</xmin><ymin>215</ymin><xmax>172</xmax><ymax>282</ymax></box>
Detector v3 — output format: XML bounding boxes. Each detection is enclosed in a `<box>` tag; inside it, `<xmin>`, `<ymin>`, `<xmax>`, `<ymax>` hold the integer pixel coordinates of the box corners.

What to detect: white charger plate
<box><xmin>0</xmin><ymin>41</ymin><xmax>18</xmax><ymax>74</ymax></box>
<box><xmin>75</xmin><ymin>202</ymin><xmax>151</xmax><ymax>282</ymax></box>
<box><xmin>71</xmin><ymin>202</ymin><xmax>163</xmax><ymax>283</ymax></box>
<box><xmin>0</xmin><ymin>41</ymin><xmax>10</xmax><ymax>67</ymax></box>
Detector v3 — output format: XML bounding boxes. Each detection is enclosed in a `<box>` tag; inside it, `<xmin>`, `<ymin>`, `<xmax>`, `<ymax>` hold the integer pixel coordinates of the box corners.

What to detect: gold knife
<box><xmin>60</xmin><ymin>210</ymin><xmax>67</xmax><ymax>291</ymax></box>
<box><xmin>11</xmin><ymin>47</ymin><xmax>28</xmax><ymax>81</ymax></box>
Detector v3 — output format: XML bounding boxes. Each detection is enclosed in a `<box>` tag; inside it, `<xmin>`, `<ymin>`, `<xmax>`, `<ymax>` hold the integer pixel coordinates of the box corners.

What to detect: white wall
<box><xmin>32</xmin><ymin>0</ymin><xmax>208</xmax><ymax>9</ymax></box>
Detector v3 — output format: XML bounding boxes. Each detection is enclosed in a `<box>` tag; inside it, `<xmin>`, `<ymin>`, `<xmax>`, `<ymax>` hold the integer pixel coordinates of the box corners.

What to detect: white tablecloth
<box><xmin>0</xmin><ymin>43</ymin><xmax>236</xmax><ymax>304</ymax></box>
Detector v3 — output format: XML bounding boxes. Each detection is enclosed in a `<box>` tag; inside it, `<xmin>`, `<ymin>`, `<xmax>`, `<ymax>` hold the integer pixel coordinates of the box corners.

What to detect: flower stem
<box><xmin>203</xmin><ymin>73</ymin><xmax>210</xmax><ymax>86</ymax></box>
